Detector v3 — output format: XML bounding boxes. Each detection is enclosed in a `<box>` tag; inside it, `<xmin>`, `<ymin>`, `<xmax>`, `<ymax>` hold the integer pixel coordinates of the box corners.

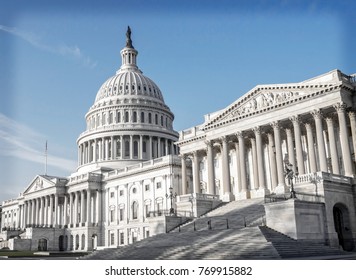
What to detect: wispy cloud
<box><xmin>0</xmin><ymin>113</ymin><xmax>76</xmax><ymax>173</ymax></box>
<box><xmin>0</xmin><ymin>24</ymin><xmax>97</xmax><ymax>68</ymax></box>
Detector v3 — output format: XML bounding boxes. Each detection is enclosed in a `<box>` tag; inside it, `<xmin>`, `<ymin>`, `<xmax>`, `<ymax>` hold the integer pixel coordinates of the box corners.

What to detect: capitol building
<box><xmin>1</xmin><ymin>28</ymin><xmax>356</xmax><ymax>254</ymax></box>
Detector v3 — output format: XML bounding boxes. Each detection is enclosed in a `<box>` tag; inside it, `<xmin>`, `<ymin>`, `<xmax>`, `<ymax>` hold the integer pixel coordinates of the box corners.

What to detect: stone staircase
<box><xmin>82</xmin><ymin>198</ymin><xmax>351</xmax><ymax>260</ymax></box>
<box><xmin>259</xmin><ymin>226</ymin><xmax>350</xmax><ymax>259</ymax></box>
<box><xmin>83</xmin><ymin>227</ymin><xmax>280</xmax><ymax>260</ymax></box>
<box><xmin>171</xmin><ymin>198</ymin><xmax>266</xmax><ymax>232</ymax></box>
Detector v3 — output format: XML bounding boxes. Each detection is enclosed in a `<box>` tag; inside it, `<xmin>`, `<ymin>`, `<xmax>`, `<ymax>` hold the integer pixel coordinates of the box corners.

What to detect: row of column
<box><xmin>78</xmin><ymin>135</ymin><xmax>176</xmax><ymax>165</ymax></box>
<box><xmin>180</xmin><ymin>104</ymin><xmax>356</xmax><ymax>198</ymax></box>
<box><xmin>17</xmin><ymin>190</ymin><xmax>102</xmax><ymax>229</ymax></box>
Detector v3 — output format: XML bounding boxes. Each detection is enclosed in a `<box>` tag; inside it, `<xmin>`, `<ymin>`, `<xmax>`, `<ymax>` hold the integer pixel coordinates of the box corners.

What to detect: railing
<box><xmin>264</xmin><ymin>191</ymin><xmax>324</xmax><ymax>204</ymax></box>
<box><xmin>264</xmin><ymin>193</ymin><xmax>288</xmax><ymax>204</ymax></box>
<box><xmin>148</xmin><ymin>210</ymin><xmax>194</xmax><ymax>218</ymax></box>
<box><xmin>172</xmin><ymin>214</ymin><xmax>266</xmax><ymax>233</ymax></box>
<box><xmin>177</xmin><ymin>193</ymin><xmax>220</xmax><ymax>202</ymax></box>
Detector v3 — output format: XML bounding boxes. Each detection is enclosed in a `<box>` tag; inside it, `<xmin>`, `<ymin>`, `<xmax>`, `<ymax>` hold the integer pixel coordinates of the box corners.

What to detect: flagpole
<box><xmin>45</xmin><ymin>141</ymin><xmax>48</xmax><ymax>175</ymax></box>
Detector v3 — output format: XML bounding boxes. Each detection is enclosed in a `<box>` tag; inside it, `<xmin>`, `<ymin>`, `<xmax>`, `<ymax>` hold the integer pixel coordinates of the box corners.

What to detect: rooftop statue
<box><xmin>126</xmin><ymin>26</ymin><xmax>133</xmax><ymax>48</ymax></box>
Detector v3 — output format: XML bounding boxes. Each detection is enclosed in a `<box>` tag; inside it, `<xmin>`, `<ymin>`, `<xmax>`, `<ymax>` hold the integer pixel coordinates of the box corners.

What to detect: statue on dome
<box><xmin>126</xmin><ymin>26</ymin><xmax>134</xmax><ymax>48</ymax></box>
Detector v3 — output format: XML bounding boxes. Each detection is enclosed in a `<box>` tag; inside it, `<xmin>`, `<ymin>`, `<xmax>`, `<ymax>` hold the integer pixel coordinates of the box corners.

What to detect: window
<box><xmin>155</xmin><ymin>114</ymin><xmax>158</xmax><ymax>125</ymax></box>
<box><xmin>161</xmin><ymin>116</ymin><xmax>163</xmax><ymax>126</ymax></box>
<box><xmin>146</xmin><ymin>230</ymin><xmax>150</xmax><ymax>238</ymax></box>
<box><xmin>133</xmin><ymin>141</ymin><xmax>138</xmax><ymax>158</ymax></box>
<box><xmin>133</xmin><ymin>111</ymin><xmax>137</xmax><ymax>123</ymax></box>
<box><xmin>157</xmin><ymin>202</ymin><xmax>163</xmax><ymax>216</ymax></box>
<box><xmin>125</xmin><ymin>111</ymin><xmax>129</xmax><ymax>122</ymax></box>
<box><xmin>120</xmin><ymin>190</ymin><xmax>124</xmax><ymax>196</ymax></box>
<box><xmin>119</xmin><ymin>208</ymin><xmax>124</xmax><ymax>221</ymax></box>
<box><xmin>145</xmin><ymin>204</ymin><xmax>150</xmax><ymax>218</ymax></box>
<box><xmin>117</xmin><ymin>111</ymin><xmax>121</xmax><ymax>123</ymax></box>
<box><xmin>109</xmin><ymin>112</ymin><xmax>113</xmax><ymax>124</ymax></box>
<box><xmin>110</xmin><ymin>210</ymin><xmax>115</xmax><ymax>222</ymax></box>
<box><xmin>132</xmin><ymin>202</ymin><xmax>138</xmax><ymax>220</ymax></box>
<box><xmin>120</xmin><ymin>232</ymin><xmax>125</xmax><ymax>245</ymax></box>
<box><xmin>110</xmin><ymin>192</ymin><xmax>114</xmax><ymax>198</ymax></box>
<box><xmin>110</xmin><ymin>233</ymin><xmax>115</xmax><ymax>245</ymax></box>
<box><xmin>141</xmin><ymin>112</ymin><xmax>145</xmax><ymax>123</ymax></box>
<box><xmin>145</xmin><ymin>184</ymin><xmax>150</xmax><ymax>191</ymax></box>
<box><xmin>156</xmin><ymin>182</ymin><xmax>162</xmax><ymax>189</ymax></box>
<box><xmin>148</xmin><ymin>113</ymin><xmax>152</xmax><ymax>123</ymax></box>
<box><xmin>116</xmin><ymin>139</ymin><xmax>121</xmax><ymax>157</ymax></box>
<box><xmin>124</xmin><ymin>141</ymin><xmax>130</xmax><ymax>157</ymax></box>
<box><xmin>142</xmin><ymin>141</ymin><xmax>147</xmax><ymax>153</ymax></box>
<box><xmin>132</xmin><ymin>187</ymin><xmax>137</xmax><ymax>194</ymax></box>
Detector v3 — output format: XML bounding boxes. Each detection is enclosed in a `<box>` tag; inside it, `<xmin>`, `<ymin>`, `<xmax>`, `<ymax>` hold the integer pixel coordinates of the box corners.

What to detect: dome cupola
<box><xmin>76</xmin><ymin>27</ymin><xmax>179</xmax><ymax>173</ymax></box>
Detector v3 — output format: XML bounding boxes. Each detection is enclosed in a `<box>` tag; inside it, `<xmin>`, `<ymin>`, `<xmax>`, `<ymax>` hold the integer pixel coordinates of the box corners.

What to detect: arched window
<box><xmin>141</xmin><ymin>112</ymin><xmax>145</xmax><ymax>123</ymax></box>
<box><xmin>155</xmin><ymin>114</ymin><xmax>158</xmax><ymax>125</ymax></box>
<box><xmin>109</xmin><ymin>112</ymin><xmax>113</xmax><ymax>124</ymax></box>
<box><xmin>161</xmin><ymin>115</ymin><xmax>163</xmax><ymax>126</ymax></box>
<box><xmin>148</xmin><ymin>113</ymin><xmax>152</xmax><ymax>123</ymax></box>
<box><xmin>133</xmin><ymin>141</ymin><xmax>138</xmax><ymax>158</ymax></box>
<box><xmin>102</xmin><ymin>114</ymin><xmax>106</xmax><ymax>125</ymax></box>
<box><xmin>133</xmin><ymin>111</ymin><xmax>137</xmax><ymax>123</ymax></box>
<box><xmin>117</xmin><ymin>111</ymin><xmax>121</xmax><ymax>123</ymax></box>
<box><xmin>124</xmin><ymin>140</ymin><xmax>130</xmax><ymax>158</ymax></box>
<box><xmin>142</xmin><ymin>141</ymin><xmax>147</xmax><ymax>153</ymax></box>
<box><xmin>132</xmin><ymin>202</ymin><xmax>138</xmax><ymax>220</ymax></box>
<box><xmin>125</xmin><ymin>111</ymin><xmax>129</xmax><ymax>122</ymax></box>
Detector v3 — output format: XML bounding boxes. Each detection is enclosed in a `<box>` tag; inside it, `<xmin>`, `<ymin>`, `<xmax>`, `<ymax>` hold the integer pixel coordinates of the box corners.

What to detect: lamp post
<box><xmin>166</xmin><ymin>186</ymin><xmax>177</xmax><ymax>215</ymax></box>
<box><xmin>284</xmin><ymin>159</ymin><xmax>297</xmax><ymax>199</ymax></box>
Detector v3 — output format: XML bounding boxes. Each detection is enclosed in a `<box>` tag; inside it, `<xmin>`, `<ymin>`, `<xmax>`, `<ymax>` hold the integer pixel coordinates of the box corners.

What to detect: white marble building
<box><xmin>0</xmin><ymin>27</ymin><xmax>188</xmax><ymax>251</ymax></box>
<box><xmin>177</xmin><ymin>69</ymin><xmax>356</xmax><ymax>250</ymax></box>
<box><xmin>1</xmin><ymin>27</ymin><xmax>356</xmax><ymax>252</ymax></box>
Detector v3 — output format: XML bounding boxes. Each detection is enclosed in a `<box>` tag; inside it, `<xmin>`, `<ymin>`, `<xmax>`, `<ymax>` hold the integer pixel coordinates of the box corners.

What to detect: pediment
<box><xmin>23</xmin><ymin>175</ymin><xmax>56</xmax><ymax>195</ymax></box>
<box><xmin>203</xmin><ymin>82</ymin><xmax>337</xmax><ymax>129</ymax></box>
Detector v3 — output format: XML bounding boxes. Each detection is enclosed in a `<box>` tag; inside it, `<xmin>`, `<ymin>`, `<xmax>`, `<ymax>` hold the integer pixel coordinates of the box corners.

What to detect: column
<box><xmin>120</xmin><ymin>136</ymin><xmax>124</xmax><ymax>159</ymax></box>
<box><xmin>69</xmin><ymin>193</ymin><xmax>73</xmax><ymax>225</ymax></box>
<box><xmin>63</xmin><ymin>195</ymin><xmax>68</xmax><ymax>226</ymax></box>
<box><xmin>271</xmin><ymin>121</ymin><xmax>286</xmax><ymax>190</ymax></box>
<box><xmin>181</xmin><ymin>154</ymin><xmax>187</xmax><ymax>195</ymax></box>
<box><xmin>305</xmin><ymin>122</ymin><xmax>317</xmax><ymax>173</ymax></box>
<box><xmin>290</xmin><ymin>116</ymin><xmax>305</xmax><ymax>174</ymax></box>
<box><xmin>285</xmin><ymin>128</ymin><xmax>296</xmax><ymax>172</ymax></box>
<box><xmin>267</xmin><ymin>133</ymin><xmax>278</xmax><ymax>190</ymax></box>
<box><xmin>54</xmin><ymin>194</ymin><xmax>58</xmax><ymax>227</ymax></box>
<box><xmin>335</xmin><ymin>103</ymin><xmax>353</xmax><ymax>176</ymax></box>
<box><xmin>157</xmin><ymin>137</ymin><xmax>161</xmax><ymax>157</ymax></box>
<box><xmin>149</xmin><ymin>136</ymin><xmax>153</xmax><ymax>159</ymax></box>
<box><xmin>250</xmin><ymin>138</ymin><xmax>259</xmax><ymax>190</ymax></box>
<box><xmin>43</xmin><ymin>196</ymin><xmax>48</xmax><ymax>226</ymax></box>
<box><xmin>192</xmin><ymin>151</ymin><xmax>200</xmax><ymax>193</ymax></box>
<box><xmin>253</xmin><ymin>126</ymin><xmax>266</xmax><ymax>190</ymax></box>
<box><xmin>206</xmin><ymin>140</ymin><xmax>216</xmax><ymax>195</ymax></box>
<box><xmin>237</xmin><ymin>132</ymin><xmax>248</xmax><ymax>197</ymax></box>
<box><xmin>139</xmin><ymin>135</ymin><xmax>143</xmax><ymax>159</ymax></box>
<box><xmin>111</xmin><ymin>136</ymin><xmax>115</xmax><ymax>159</ymax></box>
<box><xmin>234</xmin><ymin>142</ymin><xmax>242</xmax><ymax>194</ymax></box>
<box><xmin>105</xmin><ymin>138</ymin><xmax>109</xmax><ymax>160</ymax></box>
<box><xmin>221</xmin><ymin>136</ymin><xmax>232</xmax><ymax>200</ymax></box>
<box><xmin>130</xmin><ymin>135</ymin><xmax>133</xmax><ymax>159</ymax></box>
<box><xmin>74</xmin><ymin>192</ymin><xmax>78</xmax><ymax>225</ymax></box>
<box><xmin>312</xmin><ymin>109</ymin><xmax>328</xmax><ymax>172</ymax></box>
<box><xmin>348</xmin><ymin>111</ymin><xmax>356</xmax><ymax>163</ymax></box>
<box><xmin>31</xmin><ymin>200</ymin><xmax>35</xmax><ymax>225</ymax></box>
<box><xmin>94</xmin><ymin>139</ymin><xmax>97</xmax><ymax>162</ymax></box>
<box><xmin>325</xmin><ymin>117</ymin><xmax>340</xmax><ymax>174</ymax></box>
<box><xmin>86</xmin><ymin>190</ymin><xmax>91</xmax><ymax>225</ymax></box>
<box><xmin>96</xmin><ymin>190</ymin><xmax>102</xmax><ymax>224</ymax></box>
<box><xmin>81</xmin><ymin>190</ymin><xmax>85</xmax><ymax>224</ymax></box>
<box><xmin>98</xmin><ymin>139</ymin><xmax>102</xmax><ymax>161</ymax></box>
<box><xmin>36</xmin><ymin>198</ymin><xmax>40</xmax><ymax>226</ymax></box>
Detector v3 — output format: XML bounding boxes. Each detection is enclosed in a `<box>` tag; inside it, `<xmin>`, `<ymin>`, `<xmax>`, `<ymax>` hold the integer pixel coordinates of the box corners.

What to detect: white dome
<box><xmin>76</xmin><ymin>27</ymin><xmax>179</xmax><ymax>173</ymax></box>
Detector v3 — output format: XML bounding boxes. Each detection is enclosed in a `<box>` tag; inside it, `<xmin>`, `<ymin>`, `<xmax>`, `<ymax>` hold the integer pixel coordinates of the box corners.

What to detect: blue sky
<box><xmin>0</xmin><ymin>0</ymin><xmax>355</xmax><ymax>202</ymax></box>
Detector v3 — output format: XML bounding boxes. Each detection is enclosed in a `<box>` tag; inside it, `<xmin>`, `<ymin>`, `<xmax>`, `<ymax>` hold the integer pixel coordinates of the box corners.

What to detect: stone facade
<box><xmin>1</xmin><ymin>28</ymin><xmax>356</xmax><ymax>253</ymax></box>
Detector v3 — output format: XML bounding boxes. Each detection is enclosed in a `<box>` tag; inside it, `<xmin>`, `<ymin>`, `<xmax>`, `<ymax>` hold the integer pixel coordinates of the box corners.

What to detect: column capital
<box><xmin>204</xmin><ymin>139</ymin><xmax>214</xmax><ymax>147</ymax></box>
<box><xmin>179</xmin><ymin>153</ymin><xmax>187</xmax><ymax>160</ymax></box>
<box><xmin>252</xmin><ymin>126</ymin><xmax>262</xmax><ymax>135</ymax></box>
<box><xmin>304</xmin><ymin>122</ymin><xmax>314</xmax><ymax>130</ymax></box>
<box><xmin>325</xmin><ymin>116</ymin><xmax>336</xmax><ymax>126</ymax></box>
<box><xmin>289</xmin><ymin>115</ymin><xmax>301</xmax><ymax>124</ymax></box>
<box><xmin>270</xmin><ymin>121</ymin><xmax>280</xmax><ymax>129</ymax></box>
<box><xmin>311</xmin><ymin>109</ymin><xmax>323</xmax><ymax>120</ymax></box>
<box><xmin>334</xmin><ymin>102</ymin><xmax>348</xmax><ymax>113</ymax></box>
<box><xmin>235</xmin><ymin>131</ymin><xmax>244</xmax><ymax>139</ymax></box>
<box><xmin>347</xmin><ymin>110</ymin><xmax>355</xmax><ymax>119</ymax></box>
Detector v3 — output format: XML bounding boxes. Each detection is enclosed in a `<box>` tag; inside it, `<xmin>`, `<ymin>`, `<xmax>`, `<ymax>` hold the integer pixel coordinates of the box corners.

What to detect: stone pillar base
<box><xmin>250</xmin><ymin>188</ymin><xmax>270</xmax><ymax>198</ymax></box>
<box><xmin>237</xmin><ymin>191</ymin><xmax>250</xmax><ymax>200</ymax></box>
<box><xmin>274</xmin><ymin>184</ymin><xmax>289</xmax><ymax>195</ymax></box>
<box><xmin>222</xmin><ymin>192</ymin><xmax>235</xmax><ymax>202</ymax></box>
